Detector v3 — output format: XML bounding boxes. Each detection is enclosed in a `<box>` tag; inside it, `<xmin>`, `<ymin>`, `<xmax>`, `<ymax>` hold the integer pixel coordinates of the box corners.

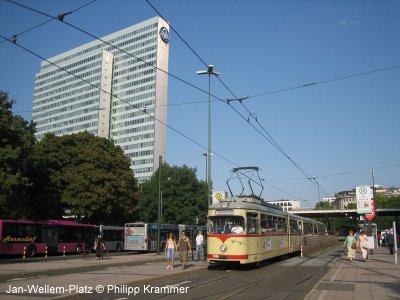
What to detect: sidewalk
<box><xmin>0</xmin><ymin>252</ymin><xmax>167</xmax><ymax>280</ymax></box>
<box><xmin>0</xmin><ymin>252</ymin><xmax>208</xmax><ymax>300</ymax></box>
<box><xmin>305</xmin><ymin>246</ymin><xmax>400</xmax><ymax>300</ymax></box>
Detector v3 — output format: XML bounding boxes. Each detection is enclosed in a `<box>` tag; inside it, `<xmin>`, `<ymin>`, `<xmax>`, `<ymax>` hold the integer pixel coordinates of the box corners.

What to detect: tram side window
<box><xmin>261</xmin><ymin>214</ymin><xmax>268</xmax><ymax>233</ymax></box>
<box><xmin>246</xmin><ymin>212</ymin><xmax>259</xmax><ymax>234</ymax></box>
<box><xmin>281</xmin><ymin>217</ymin><xmax>287</xmax><ymax>234</ymax></box>
<box><xmin>290</xmin><ymin>219</ymin><xmax>300</xmax><ymax>234</ymax></box>
<box><xmin>266</xmin><ymin>215</ymin><xmax>274</xmax><ymax>232</ymax></box>
<box><xmin>303</xmin><ymin>222</ymin><xmax>313</xmax><ymax>235</ymax></box>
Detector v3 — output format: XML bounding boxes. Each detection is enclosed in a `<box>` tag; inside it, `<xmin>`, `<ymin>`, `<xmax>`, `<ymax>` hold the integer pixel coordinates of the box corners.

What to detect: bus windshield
<box><xmin>208</xmin><ymin>216</ymin><xmax>245</xmax><ymax>234</ymax></box>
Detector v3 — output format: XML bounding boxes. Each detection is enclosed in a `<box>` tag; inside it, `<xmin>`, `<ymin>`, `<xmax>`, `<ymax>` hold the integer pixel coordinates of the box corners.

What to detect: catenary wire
<box><xmin>145</xmin><ymin>0</ymin><xmax>329</xmax><ymax>196</ymax></box>
<box><xmin>0</xmin><ymin>33</ymin><xmax>311</xmax><ymax>202</ymax></box>
<box><xmin>245</xmin><ymin>65</ymin><xmax>400</xmax><ymax>100</ymax></box>
<box><xmin>5</xmin><ymin>0</ymin><xmax>324</xmax><ymax>199</ymax></box>
<box><xmin>10</xmin><ymin>0</ymin><xmax>396</xmax><ymax>198</ymax></box>
<box><xmin>0</xmin><ymin>33</ymin><xmax>241</xmax><ymax>172</ymax></box>
<box><xmin>0</xmin><ymin>0</ymin><xmax>97</xmax><ymax>44</ymax></box>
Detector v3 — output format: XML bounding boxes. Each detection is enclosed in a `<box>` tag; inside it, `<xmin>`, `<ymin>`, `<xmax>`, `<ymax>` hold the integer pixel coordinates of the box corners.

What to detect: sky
<box><xmin>0</xmin><ymin>0</ymin><xmax>399</xmax><ymax>208</ymax></box>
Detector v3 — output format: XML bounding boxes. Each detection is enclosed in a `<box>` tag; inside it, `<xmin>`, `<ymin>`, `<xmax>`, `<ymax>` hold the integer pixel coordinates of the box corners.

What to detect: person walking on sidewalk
<box><xmin>359</xmin><ymin>230</ymin><xmax>369</xmax><ymax>262</ymax></box>
<box><xmin>94</xmin><ymin>236</ymin><xmax>106</xmax><ymax>260</ymax></box>
<box><xmin>387</xmin><ymin>229</ymin><xmax>395</xmax><ymax>255</ymax></box>
<box><xmin>164</xmin><ymin>233</ymin><xmax>177</xmax><ymax>269</ymax></box>
<box><xmin>177</xmin><ymin>231</ymin><xmax>192</xmax><ymax>270</ymax></box>
<box><xmin>194</xmin><ymin>231</ymin><xmax>204</xmax><ymax>261</ymax></box>
<box><xmin>343</xmin><ymin>230</ymin><xmax>356</xmax><ymax>261</ymax></box>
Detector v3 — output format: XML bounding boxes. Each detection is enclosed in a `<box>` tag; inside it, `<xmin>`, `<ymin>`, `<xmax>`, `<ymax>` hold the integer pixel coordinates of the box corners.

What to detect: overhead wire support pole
<box><xmin>197</xmin><ymin>65</ymin><xmax>220</xmax><ymax>206</ymax></box>
<box><xmin>157</xmin><ymin>156</ymin><xmax>162</xmax><ymax>255</ymax></box>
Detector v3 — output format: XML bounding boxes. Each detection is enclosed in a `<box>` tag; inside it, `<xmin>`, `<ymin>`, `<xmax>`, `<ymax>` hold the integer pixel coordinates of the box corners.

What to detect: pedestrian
<box><xmin>377</xmin><ymin>232</ymin><xmax>382</xmax><ymax>248</ymax></box>
<box><xmin>94</xmin><ymin>235</ymin><xmax>106</xmax><ymax>260</ymax></box>
<box><xmin>359</xmin><ymin>230</ymin><xmax>369</xmax><ymax>262</ymax></box>
<box><xmin>343</xmin><ymin>230</ymin><xmax>356</xmax><ymax>261</ymax></box>
<box><xmin>387</xmin><ymin>229</ymin><xmax>394</xmax><ymax>255</ymax></box>
<box><xmin>177</xmin><ymin>231</ymin><xmax>192</xmax><ymax>269</ymax></box>
<box><xmin>194</xmin><ymin>231</ymin><xmax>204</xmax><ymax>261</ymax></box>
<box><xmin>231</xmin><ymin>223</ymin><xmax>244</xmax><ymax>234</ymax></box>
<box><xmin>164</xmin><ymin>233</ymin><xmax>177</xmax><ymax>269</ymax></box>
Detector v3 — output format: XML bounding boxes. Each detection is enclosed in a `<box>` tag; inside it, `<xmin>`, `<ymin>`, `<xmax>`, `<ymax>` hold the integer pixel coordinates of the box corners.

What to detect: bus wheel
<box><xmin>26</xmin><ymin>245</ymin><xmax>36</xmax><ymax>258</ymax></box>
<box><xmin>116</xmin><ymin>243</ymin><xmax>121</xmax><ymax>252</ymax></box>
<box><xmin>76</xmin><ymin>244</ymin><xmax>82</xmax><ymax>254</ymax></box>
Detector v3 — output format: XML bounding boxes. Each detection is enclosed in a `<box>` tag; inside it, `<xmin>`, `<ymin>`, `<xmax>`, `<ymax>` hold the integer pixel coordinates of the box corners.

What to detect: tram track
<box><xmin>147</xmin><ymin>247</ymin><xmax>339</xmax><ymax>300</ymax></box>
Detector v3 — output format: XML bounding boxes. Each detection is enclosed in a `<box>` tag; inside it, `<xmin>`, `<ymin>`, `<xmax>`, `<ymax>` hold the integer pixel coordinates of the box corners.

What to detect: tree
<box><xmin>137</xmin><ymin>163</ymin><xmax>208</xmax><ymax>225</ymax></box>
<box><xmin>314</xmin><ymin>201</ymin><xmax>334</xmax><ymax>210</ymax></box>
<box><xmin>28</xmin><ymin>132</ymin><xmax>139</xmax><ymax>224</ymax></box>
<box><xmin>373</xmin><ymin>193</ymin><xmax>400</xmax><ymax>231</ymax></box>
<box><xmin>0</xmin><ymin>91</ymin><xmax>36</xmax><ymax>218</ymax></box>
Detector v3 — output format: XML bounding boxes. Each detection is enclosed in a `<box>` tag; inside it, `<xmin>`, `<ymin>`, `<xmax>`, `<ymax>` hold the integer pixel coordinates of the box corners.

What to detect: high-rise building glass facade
<box><xmin>32</xmin><ymin>17</ymin><xmax>169</xmax><ymax>182</ymax></box>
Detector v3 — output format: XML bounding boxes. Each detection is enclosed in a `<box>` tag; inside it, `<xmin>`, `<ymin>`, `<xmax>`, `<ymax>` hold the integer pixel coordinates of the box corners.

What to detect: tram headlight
<box><xmin>220</xmin><ymin>244</ymin><xmax>228</xmax><ymax>253</ymax></box>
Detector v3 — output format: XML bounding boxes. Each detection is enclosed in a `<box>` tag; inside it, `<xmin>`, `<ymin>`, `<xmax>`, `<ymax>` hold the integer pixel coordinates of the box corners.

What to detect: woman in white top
<box><xmin>164</xmin><ymin>233</ymin><xmax>177</xmax><ymax>269</ymax></box>
<box><xmin>359</xmin><ymin>230</ymin><xmax>369</xmax><ymax>262</ymax></box>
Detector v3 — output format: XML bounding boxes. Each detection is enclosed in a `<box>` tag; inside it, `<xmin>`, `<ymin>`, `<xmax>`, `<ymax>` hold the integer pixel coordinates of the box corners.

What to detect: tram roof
<box><xmin>209</xmin><ymin>197</ymin><xmax>324</xmax><ymax>225</ymax></box>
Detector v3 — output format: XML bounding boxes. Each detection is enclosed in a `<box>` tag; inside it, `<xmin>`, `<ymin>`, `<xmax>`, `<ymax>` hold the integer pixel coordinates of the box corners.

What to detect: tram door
<box><xmin>42</xmin><ymin>225</ymin><xmax>58</xmax><ymax>253</ymax></box>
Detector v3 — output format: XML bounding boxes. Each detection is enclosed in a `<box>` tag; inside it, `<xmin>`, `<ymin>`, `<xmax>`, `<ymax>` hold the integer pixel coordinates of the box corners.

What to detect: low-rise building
<box><xmin>266</xmin><ymin>199</ymin><xmax>300</xmax><ymax>211</ymax></box>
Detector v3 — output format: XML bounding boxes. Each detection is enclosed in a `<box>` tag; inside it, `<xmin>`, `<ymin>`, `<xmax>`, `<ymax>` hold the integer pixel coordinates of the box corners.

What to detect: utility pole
<box><xmin>157</xmin><ymin>155</ymin><xmax>162</xmax><ymax>255</ymax></box>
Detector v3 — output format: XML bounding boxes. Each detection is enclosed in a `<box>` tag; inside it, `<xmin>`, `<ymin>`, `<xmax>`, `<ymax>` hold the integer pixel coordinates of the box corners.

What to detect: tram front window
<box><xmin>208</xmin><ymin>216</ymin><xmax>245</xmax><ymax>234</ymax></box>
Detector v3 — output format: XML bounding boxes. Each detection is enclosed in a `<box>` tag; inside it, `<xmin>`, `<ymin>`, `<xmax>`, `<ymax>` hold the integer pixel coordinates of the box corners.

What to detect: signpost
<box><xmin>356</xmin><ymin>185</ymin><xmax>373</xmax><ymax>214</ymax></box>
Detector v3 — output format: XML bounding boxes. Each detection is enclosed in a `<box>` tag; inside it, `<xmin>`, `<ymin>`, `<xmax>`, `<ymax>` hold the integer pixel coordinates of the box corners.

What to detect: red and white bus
<box><xmin>0</xmin><ymin>219</ymin><xmax>96</xmax><ymax>257</ymax></box>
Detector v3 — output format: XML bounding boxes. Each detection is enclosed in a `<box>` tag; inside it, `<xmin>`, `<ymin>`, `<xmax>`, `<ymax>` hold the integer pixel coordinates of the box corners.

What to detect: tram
<box><xmin>207</xmin><ymin>167</ymin><xmax>333</xmax><ymax>265</ymax></box>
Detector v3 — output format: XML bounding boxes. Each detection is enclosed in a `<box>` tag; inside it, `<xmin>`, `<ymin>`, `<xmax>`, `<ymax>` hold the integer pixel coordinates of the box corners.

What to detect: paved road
<box><xmin>0</xmin><ymin>246</ymin><xmax>398</xmax><ymax>299</ymax></box>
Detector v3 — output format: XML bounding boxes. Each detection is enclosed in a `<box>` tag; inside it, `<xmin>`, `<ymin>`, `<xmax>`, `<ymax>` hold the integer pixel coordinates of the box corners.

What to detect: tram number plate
<box><xmin>218</xmin><ymin>255</ymin><xmax>227</xmax><ymax>259</ymax></box>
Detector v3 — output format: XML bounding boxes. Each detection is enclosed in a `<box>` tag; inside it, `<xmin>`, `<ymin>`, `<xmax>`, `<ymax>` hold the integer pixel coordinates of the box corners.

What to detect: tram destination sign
<box><xmin>356</xmin><ymin>185</ymin><xmax>373</xmax><ymax>214</ymax></box>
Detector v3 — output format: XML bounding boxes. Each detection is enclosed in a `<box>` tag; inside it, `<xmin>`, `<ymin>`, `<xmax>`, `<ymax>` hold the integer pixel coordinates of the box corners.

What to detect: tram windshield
<box><xmin>207</xmin><ymin>216</ymin><xmax>245</xmax><ymax>234</ymax></box>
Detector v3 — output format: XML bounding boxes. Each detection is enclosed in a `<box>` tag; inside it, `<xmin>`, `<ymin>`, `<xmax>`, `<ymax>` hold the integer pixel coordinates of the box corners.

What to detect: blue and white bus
<box><xmin>124</xmin><ymin>223</ymin><xmax>205</xmax><ymax>253</ymax></box>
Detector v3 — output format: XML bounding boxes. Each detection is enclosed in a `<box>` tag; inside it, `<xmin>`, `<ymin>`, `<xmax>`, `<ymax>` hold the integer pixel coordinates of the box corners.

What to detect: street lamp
<box><xmin>197</xmin><ymin>65</ymin><xmax>220</xmax><ymax>206</ymax></box>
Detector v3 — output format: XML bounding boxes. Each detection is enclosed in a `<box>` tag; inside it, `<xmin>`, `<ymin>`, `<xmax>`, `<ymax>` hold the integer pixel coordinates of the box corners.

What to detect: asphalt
<box><xmin>0</xmin><ymin>247</ymin><xmax>398</xmax><ymax>299</ymax></box>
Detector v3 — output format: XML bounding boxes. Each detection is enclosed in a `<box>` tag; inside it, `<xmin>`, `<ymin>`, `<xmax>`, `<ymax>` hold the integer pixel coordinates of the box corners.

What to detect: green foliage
<box><xmin>314</xmin><ymin>201</ymin><xmax>335</xmax><ymax>210</ymax></box>
<box><xmin>0</xmin><ymin>91</ymin><xmax>36</xmax><ymax>218</ymax></box>
<box><xmin>137</xmin><ymin>163</ymin><xmax>208</xmax><ymax>225</ymax></box>
<box><xmin>27</xmin><ymin>132</ymin><xmax>139</xmax><ymax>224</ymax></box>
<box><xmin>373</xmin><ymin>193</ymin><xmax>400</xmax><ymax>231</ymax></box>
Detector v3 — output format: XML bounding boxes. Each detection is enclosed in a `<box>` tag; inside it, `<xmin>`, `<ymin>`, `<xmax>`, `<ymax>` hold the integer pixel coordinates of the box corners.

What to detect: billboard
<box><xmin>356</xmin><ymin>185</ymin><xmax>373</xmax><ymax>214</ymax></box>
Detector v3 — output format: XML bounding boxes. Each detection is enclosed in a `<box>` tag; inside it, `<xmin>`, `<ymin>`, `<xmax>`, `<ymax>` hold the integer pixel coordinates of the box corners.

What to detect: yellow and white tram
<box><xmin>207</xmin><ymin>197</ymin><xmax>325</xmax><ymax>265</ymax></box>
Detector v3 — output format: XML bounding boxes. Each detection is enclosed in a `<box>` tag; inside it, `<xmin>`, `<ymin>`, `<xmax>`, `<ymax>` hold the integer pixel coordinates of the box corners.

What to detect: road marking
<box><xmin>164</xmin><ymin>280</ymin><xmax>192</xmax><ymax>288</ymax></box>
<box><xmin>330</xmin><ymin>262</ymin><xmax>343</xmax><ymax>282</ymax></box>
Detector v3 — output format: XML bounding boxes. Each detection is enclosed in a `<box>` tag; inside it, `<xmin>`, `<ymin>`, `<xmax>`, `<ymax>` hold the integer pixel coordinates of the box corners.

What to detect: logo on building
<box><xmin>159</xmin><ymin>27</ymin><xmax>169</xmax><ymax>43</ymax></box>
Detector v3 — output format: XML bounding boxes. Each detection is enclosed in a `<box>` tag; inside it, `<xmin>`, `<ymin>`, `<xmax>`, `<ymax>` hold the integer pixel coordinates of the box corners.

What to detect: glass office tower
<box><xmin>33</xmin><ymin>17</ymin><xmax>169</xmax><ymax>182</ymax></box>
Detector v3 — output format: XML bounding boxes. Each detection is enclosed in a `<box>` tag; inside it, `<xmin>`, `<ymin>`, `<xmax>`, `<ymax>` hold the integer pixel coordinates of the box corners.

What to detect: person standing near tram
<box><xmin>177</xmin><ymin>231</ymin><xmax>192</xmax><ymax>269</ymax></box>
<box><xmin>194</xmin><ymin>231</ymin><xmax>204</xmax><ymax>261</ymax></box>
